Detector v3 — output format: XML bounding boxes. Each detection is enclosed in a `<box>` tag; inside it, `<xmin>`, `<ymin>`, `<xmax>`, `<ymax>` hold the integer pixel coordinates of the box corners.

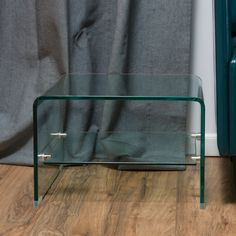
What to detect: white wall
<box><xmin>191</xmin><ymin>0</ymin><xmax>219</xmax><ymax>156</ymax></box>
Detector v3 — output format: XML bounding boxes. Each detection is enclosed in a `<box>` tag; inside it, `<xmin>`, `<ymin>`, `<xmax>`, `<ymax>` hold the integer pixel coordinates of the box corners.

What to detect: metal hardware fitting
<box><xmin>191</xmin><ymin>133</ymin><xmax>201</xmax><ymax>140</ymax></box>
<box><xmin>50</xmin><ymin>132</ymin><xmax>67</xmax><ymax>138</ymax></box>
<box><xmin>191</xmin><ymin>133</ymin><xmax>201</xmax><ymax>157</ymax></box>
<box><xmin>191</xmin><ymin>156</ymin><xmax>200</xmax><ymax>160</ymax></box>
<box><xmin>38</xmin><ymin>154</ymin><xmax>52</xmax><ymax>162</ymax></box>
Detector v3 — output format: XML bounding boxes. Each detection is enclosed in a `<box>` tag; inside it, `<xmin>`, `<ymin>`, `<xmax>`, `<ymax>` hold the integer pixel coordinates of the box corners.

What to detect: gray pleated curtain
<box><xmin>0</xmin><ymin>0</ymin><xmax>192</xmax><ymax>165</ymax></box>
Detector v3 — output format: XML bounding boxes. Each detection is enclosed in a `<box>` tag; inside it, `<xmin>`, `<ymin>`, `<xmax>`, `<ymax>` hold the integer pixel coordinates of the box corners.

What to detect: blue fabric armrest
<box><xmin>229</xmin><ymin>48</ymin><xmax>236</xmax><ymax>154</ymax></box>
<box><xmin>231</xmin><ymin>0</ymin><xmax>236</xmax><ymax>36</ymax></box>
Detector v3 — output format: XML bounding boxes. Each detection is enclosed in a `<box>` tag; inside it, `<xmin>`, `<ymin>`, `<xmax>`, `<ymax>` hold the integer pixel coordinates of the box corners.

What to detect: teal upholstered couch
<box><xmin>215</xmin><ymin>0</ymin><xmax>236</xmax><ymax>156</ymax></box>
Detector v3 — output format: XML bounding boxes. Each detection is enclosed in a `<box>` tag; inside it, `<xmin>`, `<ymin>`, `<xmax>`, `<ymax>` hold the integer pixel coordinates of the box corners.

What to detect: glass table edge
<box><xmin>33</xmin><ymin>95</ymin><xmax>204</xmax><ymax>105</ymax></box>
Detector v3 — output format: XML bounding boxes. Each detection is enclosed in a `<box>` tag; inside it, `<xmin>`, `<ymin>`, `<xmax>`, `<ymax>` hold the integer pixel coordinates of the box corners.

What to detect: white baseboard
<box><xmin>205</xmin><ymin>133</ymin><xmax>220</xmax><ymax>156</ymax></box>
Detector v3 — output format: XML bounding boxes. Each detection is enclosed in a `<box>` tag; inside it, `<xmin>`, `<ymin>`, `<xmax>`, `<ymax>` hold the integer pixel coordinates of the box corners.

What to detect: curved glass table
<box><xmin>33</xmin><ymin>74</ymin><xmax>205</xmax><ymax>208</ymax></box>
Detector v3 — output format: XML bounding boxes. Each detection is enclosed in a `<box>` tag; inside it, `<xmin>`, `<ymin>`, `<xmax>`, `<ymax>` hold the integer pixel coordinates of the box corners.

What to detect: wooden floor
<box><xmin>0</xmin><ymin>158</ymin><xmax>236</xmax><ymax>236</ymax></box>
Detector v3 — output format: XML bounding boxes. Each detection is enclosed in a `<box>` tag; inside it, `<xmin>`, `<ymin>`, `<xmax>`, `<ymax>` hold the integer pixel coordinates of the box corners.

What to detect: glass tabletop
<box><xmin>37</xmin><ymin>74</ymin><xmax>203</xmax><ymax>99</ymax></box>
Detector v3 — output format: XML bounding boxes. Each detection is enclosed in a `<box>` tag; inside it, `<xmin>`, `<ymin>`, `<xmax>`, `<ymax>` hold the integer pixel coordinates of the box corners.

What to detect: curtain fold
<box><xmin>0</xmin><ymin>0</ymin><xmax>192</xmax><ymax>165</ymax></box>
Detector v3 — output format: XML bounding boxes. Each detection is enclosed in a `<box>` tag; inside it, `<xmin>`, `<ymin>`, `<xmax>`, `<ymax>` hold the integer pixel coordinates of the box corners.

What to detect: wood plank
<box><xmin>0</xmin><ymin>166</ymin><xmax>35</xmax><ymax>235</ymax></box>
<box><xmin>24</xmin><ymin>201</ymin><xmax>176</xmax><ymax>236</ymax></box>
<box><xmin>176</xmin><ymin>202</ymin><xmax>236</xmax><ymax>236</ymax></box>
<box><xmin>176</xmin><ymin>158</ymin><xmax>236</xmax><ymax>236</ymax></box>
<box><xmin>0</xmin><ymin>158</ymin><xmax>236</xmax><ymax>236</ymax></box>
<box><xmin>25</xmin><ymin>165</ymin><xmax>178</xmax><ymax>235</ymax></box>
<box><xmin>49</xmin><ymin>165</ymin><xmax>178</xmax><ymax>203</ymax></box>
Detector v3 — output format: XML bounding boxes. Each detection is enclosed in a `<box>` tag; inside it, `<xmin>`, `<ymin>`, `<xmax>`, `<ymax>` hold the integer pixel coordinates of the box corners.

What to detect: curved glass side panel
<box><xmin>33</xmin><ymin>74</ymin><xmax>205</xmax><ymax>208</ymax></box>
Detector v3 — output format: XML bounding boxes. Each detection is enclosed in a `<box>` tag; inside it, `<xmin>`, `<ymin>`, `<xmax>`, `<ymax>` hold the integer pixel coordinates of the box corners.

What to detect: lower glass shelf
<box><xmin>34</xmin><ymin>130</ymin><xmax>204</xmax><ymax>208</ymax></box>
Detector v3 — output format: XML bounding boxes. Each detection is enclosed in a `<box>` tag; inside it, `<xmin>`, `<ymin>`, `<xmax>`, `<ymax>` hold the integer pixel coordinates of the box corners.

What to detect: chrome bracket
<box><xmin>191</xmin><ymin>155</ymin><xmax>200</xmax><ymax>160</ymax></box>
<box><xmin>191</xmin><ymin>133</ymin><xmax>201</xmax><ymax>140</ymax></box>
<box><xmin>38</xmin><ymin>153</ymin><xmax>52</xmax><ymax>162</ymax></box>
<box><xmin>191</xmin><ymin>133</ymin><xmax>201</xmax><ymax>158</ymax></box>
<box><xmin>50</xmin><ymin>132</ymin><xmax>67</xmax><ymax>138</ymax></box>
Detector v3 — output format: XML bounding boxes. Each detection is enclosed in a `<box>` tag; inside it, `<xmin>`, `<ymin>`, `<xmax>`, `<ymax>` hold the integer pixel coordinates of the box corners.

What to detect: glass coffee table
<box><xmin>33</xmin><ymin>74</ymin><xmax>205</xmax><ymax>208</ymax></box>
